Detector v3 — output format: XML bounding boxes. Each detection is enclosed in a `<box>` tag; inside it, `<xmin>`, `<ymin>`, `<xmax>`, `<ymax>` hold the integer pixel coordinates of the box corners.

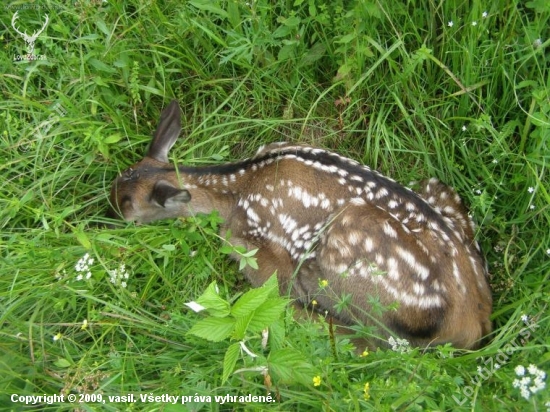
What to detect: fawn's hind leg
<box><xmin>305</xmin><ymin>202</ymin><xmax>449</xmax><ymax>344</ymax></box>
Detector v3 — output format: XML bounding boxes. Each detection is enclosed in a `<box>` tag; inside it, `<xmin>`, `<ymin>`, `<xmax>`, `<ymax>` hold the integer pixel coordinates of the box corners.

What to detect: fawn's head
<box><xmin>108</xmin><ymin>101</ymin><xmax>191</xmax><ymax>223</ymax></box>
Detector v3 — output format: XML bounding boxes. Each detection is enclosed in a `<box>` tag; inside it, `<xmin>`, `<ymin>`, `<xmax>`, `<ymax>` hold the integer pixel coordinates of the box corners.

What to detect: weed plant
<box><xmin>0</xmin><ymin>0</ymin><xmax>549</xmax><ymax>411</ymax></box>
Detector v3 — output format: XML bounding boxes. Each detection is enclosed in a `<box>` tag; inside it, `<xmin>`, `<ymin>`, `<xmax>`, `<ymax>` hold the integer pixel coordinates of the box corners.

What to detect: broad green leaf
<box><xmin>263</xmin><ymin>274</ymin><xmax>280</xmax><ymax>298</ymax></box>
<box><xmin>219</xmin><ymin>244</ymin><xmax>234</xmax><ymax>255</ymax></box>
<box><xmin>232</xmin><ymin>312</ymin><xmax>254</xmax><ymax>340</ymax></box>
<box><xmin>231</xmin><ymin>277</ymin><xmax>279</xmax><ymax>318</ymax></box>
<box><xmin>196</xmin><ymin>282</ymin><xmax>230</xmax><ymax>317</ymax></box>
<box><xmin>187</xmin><ymin>317</ymin><xmax>235</xmax><ymax>342</ymax></box>
<box><xmin>103</xmin><ymin>133</ymin><xmax>122</xmax><ymax>144</ymax></box>
<box><xmin>230</xmin><ymin>287</ymin><xmax>271</xmax><ymax>318</ymax></box>
<box><xmin>247</xmin><ymin>298</ymin><xmax>289</xmax><ymax>333</ymax></box>
<box><xmin>273</xmin><ymin>25</ymin><xmax>292</xmax><ymax>39</ymax></box>
<box><xmin>267</xmin><ymin>348</ymin><xmax>313</xmax><ymax>384</ymax></box>
<box><xmin>73</xmin><ymin>229</ymin><xmax>91</xmax><ymax>249</ymax></box>
<box><xmin>54</xmin><ymin>358</ymin><xmax>72</xmax><ymax>368</ymax></box>
<box><xmin>222</xmin><ymin>343</ymin><xmax>240</xmax><ymax>383</ymax></box>
<box><xmin>267</xmin><ymin>319</ymin><xmax>286</xmax><ymax>351</ymax></box>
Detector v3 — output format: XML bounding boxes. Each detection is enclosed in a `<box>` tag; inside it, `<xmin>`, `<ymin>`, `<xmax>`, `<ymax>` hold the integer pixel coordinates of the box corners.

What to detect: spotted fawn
<box><xmin>108</xmin><ymin>100</ymin><xmax>492</xmax><ymax>349</ymax></box>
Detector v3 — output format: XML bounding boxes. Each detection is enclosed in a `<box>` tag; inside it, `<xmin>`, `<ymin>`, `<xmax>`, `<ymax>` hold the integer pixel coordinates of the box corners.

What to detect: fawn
<box><xmin>108</xmin><ymin>100</ymin><xmax>492</xmax><ymax>349</ymax></box>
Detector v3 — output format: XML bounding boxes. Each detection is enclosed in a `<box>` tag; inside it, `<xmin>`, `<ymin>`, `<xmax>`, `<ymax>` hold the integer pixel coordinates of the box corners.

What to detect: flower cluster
<box><xmin>75</xmin><ymin>253</ymin><xmax>94</xmax><ymax>281</ymax></box>
<box><xmin>513</xmin><ymin>364</ymin><xmax>546</xmax><ymax>400</ymax></box>
<box><xmin>108</xmin><ymin>263</ymin><xmax>130</xmax><ymax>288</ymax></box>
<box><xmin>388</xmin><ymin>336</ymin><xmax>411</xmax><ymax>353</ymax></box>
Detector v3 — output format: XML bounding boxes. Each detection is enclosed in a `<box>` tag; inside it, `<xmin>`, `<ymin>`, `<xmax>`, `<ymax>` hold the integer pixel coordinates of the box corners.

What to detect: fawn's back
<box><xmin>109</xmin><ymin>101</ymin><xmax>492</xmax><ymax>349</ymax></box>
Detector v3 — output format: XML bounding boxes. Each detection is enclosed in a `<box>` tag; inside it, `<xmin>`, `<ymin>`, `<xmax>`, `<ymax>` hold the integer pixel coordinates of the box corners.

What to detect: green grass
<box><xmin>1</xmin><ymin>0</ymin><xmax>549</xmax><ymax>410</ymax></box>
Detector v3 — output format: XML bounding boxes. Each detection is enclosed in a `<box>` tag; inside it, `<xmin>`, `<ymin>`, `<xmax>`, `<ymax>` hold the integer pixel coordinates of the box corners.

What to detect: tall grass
<box><xmin>1</xmin><ymin>0</ymin><xmax>548</xmax><ymax>410</ymax></box>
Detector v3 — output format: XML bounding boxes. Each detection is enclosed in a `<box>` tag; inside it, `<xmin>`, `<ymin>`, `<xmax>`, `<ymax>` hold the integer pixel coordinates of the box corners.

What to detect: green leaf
<box><xmin>196</xmin><ymin>282</ymin><xmax>231</xmax><ymax>317</ymax></box>
<box><xmin>94</xmin><ymin>19</ymin><xmax>111</xmax><ymax>36</ymax></box>
<box><xmin>267</xmin><ymin>319</ymin><xmax>286</xmax><ymax>351</ymax></box>
<box><xmin>241</xmin><ymin>248</ymin><xmax>258</xmax><ymax>257</ymax></box>
<box><xmin>187</xmin><ymin>317</ymin><xmax>235</xmax><ymax>342</ymax></box>
<box><xmin>73</xmin><ymin>228</ymin><xmax>91</xmax><ymax>249</ymax></box>
<box><xmin>219</xmin><ymin>244</ymin><xmax>234</xmax><ymax>255</ymax></box>
<box><xmin>263</xmin><ymin>275</ymin><xmax>280</xmax><ymax>298</ymax></box>
<box><xmin>531</xmin><ymin>112</ymin><xmax>549</xmax><ymax>127</ymax></box>
<box><xmin>232</xmin><ymin>312</ymin><xmax>254</xmax><ymax>340</ymax></box>
<box><xmin>54</xmin><ymin>358</ymin><xmax>72</xmax><ymax>368</ymax></box>
<box><xmin>362</xmin><ymin>1</ymin><xmax>382</xmax><ymax>18</ymax></box>
<box><xmin>273</xmin><ymin>25</ymin><xmax>292</xmax><ymax>39</ymax></box>
<box><xmin>300</xmin><ymin>42</ymin><xmax>326</xmax><ymax>67</ymax></box>
<box><xmin>88</xmin><ymin>58</ymin><xmax>116</xmax><ymax>73</ymax></box>
<box><xmin>526</xmin><ymin>0</ymin><xmax>550</xmax><ymax>12</ymax></box>
<box><xmin>189</xmin><ymin>0</ymin><xmax>229</xmax><ymax>19</ymax></box>
<box><xmin>239</xmin><ymin>255</ymin><xmax>259</xmax><ymax>270</ymax></box>
<box><xmin>231</xmin><ymin>278</ymin><xmax>278</xmax><ymax>318</ymax></box>
<box><xmin>335</xmin><ymin>33</ymin><xmax>356</xmax><ymax>44</ymax></box>
<box><xmin>267</xmin><ymin>348</ymin><xmax>313</xmax><ymax>384</ymax></box>
<box><xmin>222</xmin><ymin>343</ymin><xmax>240</xmax><ymax>383</ymax></box>
<box><xmin>281</xmin><ymin>16</ymin><xmax>301</xmax><ymax>27</ymax></box>
<box><xmin>103</xmin><ymin>133</ymin><xmax>122</xmax><ymax>144</ymax></box>
<box><xmin>247</xmin><ymin>298</ymin><xmax>289</xmax><ymax>333</ymax></box>
<box><xmin>231</xmin><ymin>287</ymin><xmax>270</xmax><ymax>317</ymax></box>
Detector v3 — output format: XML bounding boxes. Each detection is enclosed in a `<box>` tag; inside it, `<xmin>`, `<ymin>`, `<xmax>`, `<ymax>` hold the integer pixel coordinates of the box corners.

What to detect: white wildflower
<box><xmin>472</xmin><ymin>21</ymin><xmax>478</xmax><ymax>26</ymax></box>
<box><xmin>388</xmin><ymin>336</ymin><xmax>411</xmax><ymax>353</ymax></box>
<box><xmin>75</xmin><ymin>253</ymin><xmax>93</xmax><ymax>280</ymax></box>
<box><xmin>448</xmin><ymin>21</ymin><xmax>454</xmax><ymax>28</ymax></box>
<box><xmin>515</xmin><ymin>365</ymin><xmax>526</xmax><ymax>376</ymax></box>
<box><xmin>528</xmin><ymin>187</ymin><xmax>535</xmax><ymax>193</ymax></box>
<box><xmin>482</xmin><ymin>11</ymin><xmax>488</xmax><ymax>18</ymax></box>
<box><xmin>109</xmin><ymin>263</ymin><xmax>130</xmax><ymax>288</ymax></box>
<box><xmin>513</xmin><ymin>364</ymin><xmax>547</xmax><ymax>400</ymax></box>
<box><xmin>528</xmin><ymin>364</ymin><xmax>546</xmax><ymax>379</ymax></box>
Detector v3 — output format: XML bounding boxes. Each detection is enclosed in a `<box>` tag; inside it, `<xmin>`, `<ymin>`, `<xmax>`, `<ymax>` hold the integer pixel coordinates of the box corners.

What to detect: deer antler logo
<box><xmin>11</xmin><ymin>11</ymin><xmax>49</xmax><ymax>55</ymax></box>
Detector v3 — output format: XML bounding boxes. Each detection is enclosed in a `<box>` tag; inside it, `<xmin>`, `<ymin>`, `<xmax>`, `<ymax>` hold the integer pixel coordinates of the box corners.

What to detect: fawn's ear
<box><xmin>151</xmin><ymin>180</ymin><xmax>191</xmax><ymax>208</ymax></box>
<box><xmin>147</xmin><ymin>100</ymin><xmax>181</xmax><ymax>163</ymax></box>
